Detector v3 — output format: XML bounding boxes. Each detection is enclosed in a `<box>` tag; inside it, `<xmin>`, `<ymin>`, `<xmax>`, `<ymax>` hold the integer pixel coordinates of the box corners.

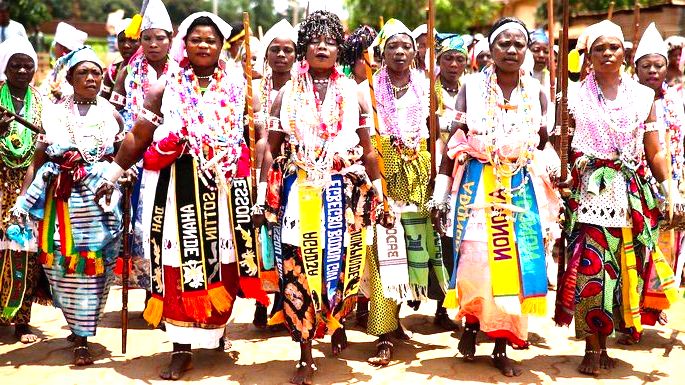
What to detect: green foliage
<box><xmin>345</xmin><ymin>0</ymin><xmax>502</xmax><ymax>33</ymax></box>
<box><xmin>9</xmin><ymin>0</ymin><xmax>51</xmax><ymax>29</ymax></box>
<box><xmin>536</xmin><ymin>0</ymin><xmax>666</xmax><ymax>24</ymax></box>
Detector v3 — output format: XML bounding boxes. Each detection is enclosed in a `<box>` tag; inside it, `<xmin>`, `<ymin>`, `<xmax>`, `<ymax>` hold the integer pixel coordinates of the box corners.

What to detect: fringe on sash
<box><xmin>143</xmin><ymin>294</ymin><xmax>164</xmax><ymax>327</ymax></box>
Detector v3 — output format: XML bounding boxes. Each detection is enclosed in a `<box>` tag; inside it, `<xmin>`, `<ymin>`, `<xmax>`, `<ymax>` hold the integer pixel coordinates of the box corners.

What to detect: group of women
<box><xmin>0</xmin><ymin>2</ymin><xmax>683</xmax><ymax>384</ymax></box>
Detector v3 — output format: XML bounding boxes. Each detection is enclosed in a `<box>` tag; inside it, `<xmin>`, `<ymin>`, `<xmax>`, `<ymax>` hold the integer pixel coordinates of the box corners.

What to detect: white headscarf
<box><xmin>170</xmin><ymin>12</ymin><xmax>232</xmax><ymax>63</ymax></box>
<box><xmin>260</xmin><ymin>19</ymin><xmax>296</xmax><ymax>64</ymax></box>
<box><xmin>585</xmin><ymin>20</ymin><xmax>624</xmax><ymax>51</ymax></box>
<box><xmin>54</xmin><ymin>22</ymin><xmax>88</xmax><ymax>51</ymax></box>
<box><xmin>0</xmin><ymin>36</ymin><xmax>38</xmax><ymax>82</ymax></box>
<box><xmin>371</xmin><ymin>18</ymin><xmax>415</xmax><ymax>55</ymax></box>
<box><xmin>114</xmin><ymin>18</ymin><xmax>133</xmax><ymax>36</ymax></box>
<box><xmin>634</xmin><ymin>23</ymin><xmax>668</xmax><ymax>64</ymax></box>
<box><xmin>141</xmin><ymin>0</ymin><xmax>173</xmax><ymax>33</ymax></box>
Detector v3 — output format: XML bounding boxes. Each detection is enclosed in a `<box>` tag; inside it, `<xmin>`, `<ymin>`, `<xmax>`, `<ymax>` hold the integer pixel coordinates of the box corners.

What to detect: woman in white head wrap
<box><xmin>628</xmin><ymin>22</ymin><xmax>685</xmax><ymax>345</ymax></box>
<box><xmin>0</xmin><ymin>36</ymin><xmax>43</xmax><ymax>344</ymax></box>
<box><xmin>665</xmin><ymin>35</ymin><xmax>685</xmax><ymax>91</ymax></box>
<box><xmin>555</xmin><ymin>19</ymin><xmax>681</xmax><ymax>376</ymax></box>
<box><xmin>431</xmin><ymin>16</ymin><xmax>558</xmax><ymax>377</ymax></box>
<box><xmin>14</xmin><ymin>46</ymin><xmax>125</xmax><ymax>366</ymax></box>
<box><xmin>39</xmin><ymin>22</ymin><xmax>88</xmax><ymax>104</ymax></box>
<box><xmin>246</xmin><ymin>18</ymin><xmax>296</xmax><ymax>331</ymax></box>
<box><xmin>100</xmin><ymin>18</ymin><xmax>140</xmax><ymax>100</ymax></box>
<box><xmin>98</xmin><ymin>12</ymin><xmax>263</xmax><ymax>381</ymax></box>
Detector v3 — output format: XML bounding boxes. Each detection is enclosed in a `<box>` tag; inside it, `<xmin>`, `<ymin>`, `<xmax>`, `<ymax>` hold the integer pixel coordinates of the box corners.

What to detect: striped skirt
<box><xmin>43</xmin><ymin>262</ymin><xmax>114</xmax><ymax>337</ymax></box>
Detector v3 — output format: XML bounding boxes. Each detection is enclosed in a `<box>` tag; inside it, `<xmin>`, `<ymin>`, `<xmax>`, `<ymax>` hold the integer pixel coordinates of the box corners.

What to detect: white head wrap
<box><xmin>114</xmin><ymin>18</ymin><xmax>133</xmax><ymax>36</ymax></box>
<box><xmin>54</xmin><ymin>22</ymin><xmax>88</xmax><ymax>52</ymax></box>
<box><xmin>585</xmin><ymin>20</ymin><xmax>624</xmax><ymax>51</ymax></box>
<box><xmin>634</xmin><ymin>23</ymin><xmax>668</xmax><ymax>64</ymax></box>
<box><xmin>260</xmin><ymin>19</ymin><xmax>296</xmax><ymax>64</ymax></box>
<box><xmin>170</xmin><ymin>12</ymin><xmax>232</xmax><ymax>63</ymax></box>
<box><xmin>474</xmin><ymin>33</ymin><xmax>485</xmax><ymax>42</ymax></box>
<box><xmin>410</xmin><ymin>24</ymin><xmax>436</xmax><ymax>40</ymax></box>
<box><xmin>371</xmin><ymin>18</ymin><xmax>415</xmax><ymax>55</ymax></box>
<box><xmin>623</xmin><ymin>41</ymin><xmax>633</xmax><ymax>50</ymax></box>
<box><xmin>488</xmin><ymin>21</ymin><xmax>528</xmax><ymax>45</ymax></box>
<box><xmin>473</xmin><ymin>39</ymin><xmax>489</xmax><ymax>59</ymax></box>
<box><xmin>141</xmin><ymin>0</ymin><xmax>173</xmax><ymax>33</ymax></box>
<box><xmin>462</xmin><ymin>34</ymin><xmax>474</xmax><ymax>48</ymax></box>
<box><xmin>665</xmin><ymin>35</ymin><xmax>685</xmax><ymax>51</ymax></box>
<box><xmin>0</xmin><ymin>36</ymin><xmax>38</xmax><ymax>82</ymax></box>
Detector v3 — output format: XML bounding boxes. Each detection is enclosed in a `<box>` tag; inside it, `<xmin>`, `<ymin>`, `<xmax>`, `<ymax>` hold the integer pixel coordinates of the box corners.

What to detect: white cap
<box><xmin>0</xmin><ymin>36</ymin><xmax>38</xmax><ymax>82</ymax></box>
<box><xmin>141</xmin><ymin>0</ymin><xmax>173</xmax><ymax>33</ymax></box>
<box><xmin>54</xmin><ymin>22</ymin><xmax>88</xmax><ymax>51</ymax></box>
<box><xmin>665</xmin><ymin>35</ymin><xmax>685</xmax><ymax>51</ymax></box>
<box><xmin>585</xmin><ymin>20</ymin><xmax>624</xmax><ymax>51</ymax></box>
<box><xmin>411</xmin><ymin>24</ymin><xmax>437</xmax><ymax>40</ymax></box>
<box><xmin>462</xmin><ymin>34</ymin><xmax>474</xmax><ymax>48</ymax></box>
<box><xmin>474</xmin><ymin>33</ymin><xmax>485</xmax><ymax>41</ymax></box>
<box><xmin>115</xmin><ymin>18</ymin><xmax>133</xmax><ymax>36</ymax></box>
<box><xmin>634</xmin><ymin>22</ymin><xmax>668</xmax><ymax>64</ymax></box>
<box><xmin>623</xmin><ymin>41</ymin><xmax>633</xmax><ymax>50</ymax></box>
<box><xmin>260</xmin><ymin>19</ymin><xmax>296</xmax><ymax>60</ymax></box>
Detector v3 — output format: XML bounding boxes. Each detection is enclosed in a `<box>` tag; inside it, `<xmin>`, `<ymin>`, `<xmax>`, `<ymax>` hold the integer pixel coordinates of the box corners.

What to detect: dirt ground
<box><xmin>1</xmin><ymin>288</ymin><xmax>684</xmax><ymax>385</ymax></box>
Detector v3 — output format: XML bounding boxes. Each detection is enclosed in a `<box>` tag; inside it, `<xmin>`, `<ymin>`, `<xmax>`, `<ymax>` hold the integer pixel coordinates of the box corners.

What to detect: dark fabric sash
<box><xmin>149</xmin><ymin>166</ymin><xmax>171</xmax><ymax>298</ymax></box>
<box><xmin>230</xmin><ymin>178</ymin><xmax>269</xmax><ymax>306</ymax></box>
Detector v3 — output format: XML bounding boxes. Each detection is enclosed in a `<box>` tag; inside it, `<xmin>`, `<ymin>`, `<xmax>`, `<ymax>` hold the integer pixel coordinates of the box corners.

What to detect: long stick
<box><xmin>547</xmin><ymin>0</ymin><xmax>556</xmax><ymax>100</ymax></box>
<box><xmin>363</xmin><ymin>51</ymin><xmax>389</xmax><ymax>214</ymax></box>
<box><xmin>557</xmin><ymin>0</ymin><xmax>570</xmax><ymax>286</ymax></box>
<box><xmin>608</xmin><ymin>1</ymin><xmax>615</xmax><ymax>19</ymax></box>
<box><xmin>666</xmin><ymin>130</ymin><xmax>676</xmax><ymax>261</ymax></box>
<box><xmin>243</xmin><ymin>12</ymin><xmax>257</xmax><ymax>203</ymax></box>
<box><xmin>631</xmin><ymin>1</ymin><xmax>641</xmax><ymax>69</ymax></box>
<box><xmin>121</xmin><ymin>183</ymin><xmax>132</xmax><ymax>354</ymax></box>
<box><xmin>427</xmin><ymin>0</ymin><xmax>437</xmax><ymax>180</ymax></box>
<box><xmin>379</xmin><ymin>16</ymin><xmax>385</xmax><ymax>29</ymax></box>
<box><xmin>0</xmin><ymin>105</ymin><xmax>44</xmax><ymax>134</ymax></box>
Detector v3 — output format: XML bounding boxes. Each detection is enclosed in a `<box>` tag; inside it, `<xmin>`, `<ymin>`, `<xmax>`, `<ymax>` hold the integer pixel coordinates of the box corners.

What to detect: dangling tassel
<box><xmin>143</xmin><ymin>295</ymin><xmax>164</xmax><ymax>327</ymax></box>
<box><xmin>521</xmin><ymin>296</ymin><xmax>547</xmax><ymax>317</ymax></box>
<box><xmin>125</xmin><ymin>15</ymin><xmax>143</xmax><ymax>39</ymax></box>
<box><xmin>326</xmin><ymin>314</ymin><xmax>343</xmax><ymax>332</ymax></box>
<box><xmin>207</xmin><ymin>283</ymin><xmax>234</xmax><ymax>313</ymax></box>
<box><xmin>181</xmin><ymin>291</ymin><xmax>212</xmax><ymax>323</ymax></box>
<box><xmin>267</xmin><ymin>310</ymin><xmax>286</xmax><ymax>326</ymax></box>
<box><xmin>442</xmin><ymin>288</ymin><xmax>459</xmax><ymax>309</ymax></box>
<box><xmin>239</xmin><ymin>277</ymin><xmax>270</xmax><ymax>307</ymax></box>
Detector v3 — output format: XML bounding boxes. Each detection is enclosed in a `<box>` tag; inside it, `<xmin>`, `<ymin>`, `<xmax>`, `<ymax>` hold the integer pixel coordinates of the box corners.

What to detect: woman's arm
<box><xmin>19</xmin><ymin>141</ymin><xmax>48</xmax><ymax>195</ymax></box>
<box><xmin>644</xmin><ymin>104</ymin><xmax>668</xmax><ymax>183</ymax></box>
<box><xmin>109</xmin><ymin>66</ymin><xmax>128</xmax><ymax>110</ymax></box>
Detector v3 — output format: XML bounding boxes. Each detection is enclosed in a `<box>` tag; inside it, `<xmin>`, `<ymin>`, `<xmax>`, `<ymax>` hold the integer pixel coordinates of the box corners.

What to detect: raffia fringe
<box><xmin>382</xmin><ymin>283</ymin><xmax>411</xmax><ymax>303</ymax></box>
<box><xmin>239</xmin><ymin>277</ymin><xmax>270</xmax><ymax>307</ymax></box>
<box><xmin>267</xmin><ymin>310</ymin><xmax>285</xmax><ymax>326</ymax></box>
<box><xmin>443</xmin><ymin>289</ymin><xmax>459</xmax><ymax>309</ymax></box>
<box><xmin>208</xmin><ymin>285</ymin><xmax>234</xmax><ymax>313</ymax></box>
<box><xmin>521</xmin><ymin>296</ymin><xmax>547</xmax><ymax>317</ymax></box>
<box><xmin>181</xmin><ymin>292</ymin><xmax>212</xmax><ymax>323</ymax></box>
<box><xmin>326</xmin><ymin>314</ymin><xmax>343</xmax><ymax>332</ymax></box>
<box><xmin>411</xmin><ymin>285</ymin><xmax>428</xmax><ymax>302</ymax></box>
<box><xmin>143</xmin><ymin>295</ymin><xmax>164</xmax><ymax>327</ymax></box>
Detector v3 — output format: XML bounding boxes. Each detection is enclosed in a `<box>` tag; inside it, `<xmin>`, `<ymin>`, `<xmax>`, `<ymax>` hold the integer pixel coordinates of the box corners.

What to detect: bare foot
<box><xmin>73</xmin><ymin>346</ymin><xmax>94</xmax><ymax>366</ymax></box>
<box><xmin>290</xmin><ymin>361</ymin><xmax>315</xmax><ymax>385</ymax></box>
<box><xmin>14</xmin><ymin>324</ymin><xmax>38</xmax><ymax>344</ymax></box>
<box><xmin>67</xmin><ymin>332</ymin><xmax>77</xmax><ymax>343</ymax></box>
<box><xmin>367</xmin><ymin>340</ymin><xmax>393</xmax><ymax>367</ymax></box>
<box><xmin>600</xmin><ymin>350</ymin><xmax>617</xmax><ymax>370</ymax></box>
<box><xmin>492</xmin><ymin>354</ymin><xmax>523</xmax><ymax>377</ymax></box>
<box><xmin>577</xmin><ymin>350</ymin><xmax>600</xmax><ymax>376</ymax></box>
<box><xmin>434</xmin><ymin>313</ymin><xmax>460</xmax><ymax>331</ymax></box>
<box><xmin>393</xmin><ymin>324</ymin><xmax>412</xmax><ymax>340</ymax></box>
<box><xmin>458</xmin><ymin>324</ymin><xmax>478</xmax><ymax>361</ymax></box>
<box><xmin>159</xmin><ymin>352</ymin><xmax>193</xmax><ymax>380</ymax></box>
<box><xmin>331</xmin><ymin>328</ymin><xmax>348</xmax><ymax>356</ymax></box>
<box><xmin>658</xmin><ymin>311</ymin><xmax>668</xmax><ymax>325</ymax></box>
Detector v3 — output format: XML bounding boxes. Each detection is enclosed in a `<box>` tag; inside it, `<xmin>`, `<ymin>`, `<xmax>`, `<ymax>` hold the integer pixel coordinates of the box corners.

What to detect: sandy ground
<box><xmin>1</xmin><ymin>288</ymin><xmax>684</xmax><ymax>385</ymax></box>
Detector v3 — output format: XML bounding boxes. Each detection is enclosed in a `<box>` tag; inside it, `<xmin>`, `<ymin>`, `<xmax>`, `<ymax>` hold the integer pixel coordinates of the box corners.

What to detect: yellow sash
<box><xmin>299</xmin><ymin>174</ymin><xmax>323</xmax><ymax>312</ymax></box>
<box><xmin>620</xmin><ymin>227</ymin><xmax>642</xmax><ymax>332</ymax></box>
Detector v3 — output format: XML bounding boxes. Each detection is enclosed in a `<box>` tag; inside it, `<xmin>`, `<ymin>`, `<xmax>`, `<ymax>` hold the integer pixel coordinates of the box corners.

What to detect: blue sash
<box><xmin>324</xmin><ymin>175</ymin><xmax>345</xmax><ymax>305</ymax></box>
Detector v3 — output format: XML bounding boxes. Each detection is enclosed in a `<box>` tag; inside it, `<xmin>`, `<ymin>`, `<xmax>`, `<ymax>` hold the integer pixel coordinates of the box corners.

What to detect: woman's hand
<box><xmin>431</xmin><ymin>208</ymin><xmax>448</xmax><ymax>237</ymax></box>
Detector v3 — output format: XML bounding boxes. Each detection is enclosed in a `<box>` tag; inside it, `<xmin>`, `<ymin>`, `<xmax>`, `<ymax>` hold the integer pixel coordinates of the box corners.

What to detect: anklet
<box><xmin>491</xmin><ymin>352</ymin><xmax>507</xmax><ymax>358</ymax></box>
<box><xmin>584</xmin><ymin>350</ymin><xmax>600</xmax><ymax>354</ymax></box>
<box><xmin>171</xmin><ymin>351</ymin><xmax>193</xmax><ymax>356</ymax></box>
<box><xmin>295</xmin><ymin>361</ymin><xmax>318</xmax><ymax>371</ymax></box>
<box><xmin>377</xmin><ymin>340</ymin><xmax>394</xmax><ymax>348</ymax></box>
<box><xmin>464</xmin><ymin>327</ymin><xmax>478</xmax><ymax>334</ymax></box>
<box><xmin>73</xmin><ymin>346</ymin><xmax>88</xmax><ymax>351</ymax></box>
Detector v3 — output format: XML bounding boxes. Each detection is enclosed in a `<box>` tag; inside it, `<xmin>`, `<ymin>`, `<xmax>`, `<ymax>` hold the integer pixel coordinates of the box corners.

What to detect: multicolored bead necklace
<box><xmin>125</xmin><ymin>56</ymin><xmax>169</xmax><ymax>130</ymax></box>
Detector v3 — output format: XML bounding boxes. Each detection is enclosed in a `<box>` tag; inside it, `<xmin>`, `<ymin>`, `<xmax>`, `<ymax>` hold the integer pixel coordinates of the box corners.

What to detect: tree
<box><xmin>345</xmin><ymin>0</ymin><xmax>501</xmax><ymax>33</ymax></box>
<box><xmin>9</xmin><ymin>0</ymin><xmax>50</xmax><ymax>30</ymax></box>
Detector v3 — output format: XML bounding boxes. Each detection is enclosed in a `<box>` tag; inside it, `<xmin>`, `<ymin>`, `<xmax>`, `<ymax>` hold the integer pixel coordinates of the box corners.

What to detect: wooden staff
<box><xmin>547</xmin><ymin>0</ymin><xmax>556</xmax><ymax>101</ymax></box>
<box><xmin>557</xmin><ymin>0</ymin><xmax>570</xmax><ymax>285</ymax></box>
<box><xmin>120</xmin><ymin>182</ymin><xmax>132</xmax><ymax>354</ymax></box>
<box><xmin>666</xmin><ymin>131</ymin><xmax>676</xmax><ymax>261</ymax></box>
<box><xmin>608</xmin><ymin>1</ymin><xmax>615</xmax><ymax>20</ymax></box>
<box><xmin>363</xmin><ymin>51</ymin><xmax>389</xmax><ymax>214</ymax></box>
<box><xmin>631</xmin><ymin>1</ymin><xmax>641</xmax><ymax>68</ymax></box>
<box><xmin>243</xmin><ymin>12</ymin><xmax>257</xmax><ymax>202</ymax></box>
<box><xmin>379</xmin><ymin>16</ymin><xmax>385</xmax><ymax>29</ymax></box>
<box><xmin>0</xmin><ymin>105</ymin><xmax>44</xmax><ymax>134</ymax></box>
<box><xmin>427</xmin><ymin>0</ymin><xmax>437</xmax><ymax>180</ymax></box>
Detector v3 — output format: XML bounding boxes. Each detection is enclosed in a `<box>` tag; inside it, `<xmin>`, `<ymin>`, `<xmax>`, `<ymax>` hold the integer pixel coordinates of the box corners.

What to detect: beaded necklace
<box><xmin>125</xmin><ymin>56</ymin><xmax>169</xmax><ymax>128</ymax></box>
<box><xmin>435</xmin><ymin>77</ymin><xmax>459</xmax><ymax>115</ymax></box>
<box><xmin>480</xmin><ymin>66</ymin><xmax>536</xmax><ymax>196</ymax></box>
<box><xmin>375</xmin><ymin>66</ymin><xmax>426</xmax><ymax>158</ymax></box>
<box><xmin>0</xmin><ymin>84</ymin><xmax>38</xmax><ymax>168</ymax></box>
<box><xmin>286</xmin><ymin>62</ymin><xmax>345</xmax><ymax>182</ymax></box>
<box><xmin>63</xmin><ymin>95</ymin><xmax>108</xmax><ymax>164</ymax></box>
<box><xmin>259</xmin><ymin>70</ymin><xmax>274</xmax><ymax>117</ymax></box>
<box><xmin>172</xmin><ymin>64</ymin><xmax>245</xmax><ymax>191</ymax></box>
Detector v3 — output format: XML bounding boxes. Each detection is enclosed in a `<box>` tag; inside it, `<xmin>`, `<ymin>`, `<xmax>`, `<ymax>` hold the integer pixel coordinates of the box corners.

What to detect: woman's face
<box><xmin>141</xmin><ymin>28</ymin><xmax>170</xmax><ymax>62</ymax></box>
<box><xmin>490</xmin><ymin>29</ymin><xmax>527</xmax><ymax>73</ymax></box>
<box><xmin>476</xmin><ymin>50</ymin><xmax>492</xmax><ymax>70</ymax></box>
<box><xmin>4</xmin><ymin>54</ymin><xmax>35</xmax><ymax>90</ymax></box>
<box><xmin>185</xmin><ymin>25</ymin><xmax>223</xmax><ymax>69</ymax></box>
<box><xmin>589</xmin><ymin>36</ymin><xmax>624</xmax><ymax>74</ymax></box>
<box><xmin>636</xmin><ymin>54</ymin><xmax>667</xmax><ymax>91</ymax></box>
<box><xmin>117</xmin><ymin>32</ymin><xmax>141</xmax><ymax>61</ymax></box>
<box><xmin>529</xmin><ymin>41</ymin><xmax>549</xmax><ymax>71</ymax></box>
<box><xmin>415</xmin><ymin>33</ymin><xmax>427</xmax><ymax>67</ymax></box>
<box><xmin>266</xmin><ymin>37</ymin><xmax>296</xmax><ymax>74</ymax></box>
<box><xmin>383</xmin><ymin>34</ymin><xmax>415</xmax><ymax>73</ymax></box>
<box><xmin>667</xmin><ymin>47</ymin><xmax>681</xmax><ymax>69</ymax></box>
<box><xmin>304</xmin><ymin>34</ymin><xmax>339</xmax><ymax>72</ymax></box>
<box><xmin>438</xmin><ymin>51</ymin><xmax>467</xmax><ymax>83</ymax></box>
<box><xmin>68</xmin><ymin>61</ymin><xmax>103</xmax><ymax>100</ymax></box>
